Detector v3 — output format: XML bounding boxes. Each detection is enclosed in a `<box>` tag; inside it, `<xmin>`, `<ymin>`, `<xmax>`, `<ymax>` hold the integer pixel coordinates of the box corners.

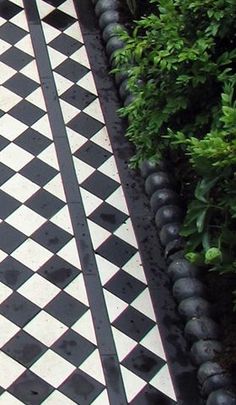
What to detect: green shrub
<box><xmin>114</xmin><ymin>0</ymin><xmax>236</xmax><ymax>277</ymax></box>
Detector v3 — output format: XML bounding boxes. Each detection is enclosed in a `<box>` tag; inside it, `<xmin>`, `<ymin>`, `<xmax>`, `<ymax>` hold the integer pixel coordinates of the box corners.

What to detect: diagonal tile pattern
<box><xmin>0</xmin><ymin>0</ymin><xmax>177</xmax><ymax>403</ymax></box>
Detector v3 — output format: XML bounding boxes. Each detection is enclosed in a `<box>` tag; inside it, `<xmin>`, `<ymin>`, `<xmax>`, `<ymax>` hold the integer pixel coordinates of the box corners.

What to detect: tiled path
<box><xmin>0</xmin><ymin>1</ymin><xmax>198</xmax><ymax>404</ymax></box>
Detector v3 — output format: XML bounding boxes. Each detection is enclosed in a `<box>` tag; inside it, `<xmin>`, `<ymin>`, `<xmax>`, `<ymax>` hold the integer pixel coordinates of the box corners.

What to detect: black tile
<box><xmin>0</xmin><ymin>222</ymin><xmax>26</xmax><ymax>254</ymax></box>
<box><xmin>0</xmin><ymin>162</ymin><xmax>14</xmax><ymax>185</ymax></box>
<box><xmin>0</xmin><ymin>256</ymin><xmax>33</xmax><ymax>289</ymax></box>
<box><xmin>89</xmin><ymin>202</ymin><xmax>127</xmax><ymax>232</ymax></box>
<box><xmin>43</xmin><ymin>10</ymin><xmax>76</xmax><ymax>30</ymax></box>
<box><xmin>96</xmin><ymin>235</ymin><xmax>137</xmax><ymax>267</ymax></box>
<box><xmin>0</xmin><ymin>1</ymin><xmax>22</xmax><ymax>19</ymax></box>
<box><xmin>122</xmin><ymin>345</ymin><xmax>166</xmax><ymax>382</ymax></box>
<box><xmin>9</xmin><ymin>100</ymin><xmax>45</xmax><ymax>126</ymax></box>
<box><xmin>32</xmin><ymin>222</ymin><xmax>72</xmax><ymax>254</ymax></box>
<box><xmin>2</xmin><ymin>330</ymin><xmax>47</xmax><ymax>368</ymax></box>
<box><xmin>59</xmin><ymin>369</ymin><xmax>104</xmax><ymax>404</ymax></box>
<box><xmin>0</xmin><ymin>24</ymin><xmax>27</xmax><ymax>45</ymax></box>
<box><xmin>67</xmin><ymin>112</ymin><xmax>103</xmax><ymax>138</ymax></box>
<box><xmin>0</xmin><ymin>109</ymin><xmax>4</xmax><ymax>118</ymax></box>
<box><xmin>0</xmin><ymin>46</ymin><xmax>32</xmax><ymax>70</ymax></box>
<box><xmin>55</xmin><ymin>59</ymin><xmax>88</xmax><ymax>82</ymax></box>
<box><xmin>113</xmin><ymin>306</ymin><xmax>155</xmax><ymax>342</ymax></box>
<box><xmin>0</xmin><ymin>135</ymin><xmax>10</xmax><ymax>151</ymax></box>
<box><xmin>0</xmin><ymin>386</ymin><xmax>4</xmax><ymax>395</ymax></box>
<box><xmin>49</xmin><ymin>33</ymin><xmax>82</xmax><ymax>56</ymax></box>
<box><xmin>0</xmin><ymin>190</ymin><xmax>20</xmax><ymax>219</ymax></box>
<box><xmin>25</xmin><ymin>189</ymin><xmax>65</xmax><ymax>219</ymax></box>
<box><xmin>81</xmin><ymin>171</ymin><xmax>119</xmax><ymax>200</ymax></box>
<box><xmin>43</xmin><ymin>0</ymin><xmax>65</xmax><ymax>6</ymax></box>
<box><xmin>130</xmin><ymin>384</ymin><xmax>176</xmax><ymax>405</ymax></box>
<box><xmin>45</xmin><ymin>291</ymin><xmax>87</xmax><ymax>327</ymax></box>
<box><xmin>4</xmin><ymin>73</ymin><xmax>39</xmax><ymax>98</ymax></box>
<box><xmin>105</xmin><ymin>271</ymin><xmax>146</xmax><ymax>304</ymax></box>
<box><xmin>0</xmin><ymin>292</ymin><xmax>40</xmax><ymax>327</ymax></box>
<box><xmin>74</xmin><ymin>141</ymin><xmax>111</xmax><ymax>169</ymax></box>
<box><xmin>14</xmin><ymin>128</ymin><xmax>52</xmax><ymax>156</ymax></box>
<box><xmin>61</xmin><ymin>85</ymin><xmax>96</xmax><ymax>110</ymax></box>
<box><xmin>38</xmin><ymin>256</ymin><xmax>79</xmax><ymax>288</ymax></box>
<box><xmin>9</xmin><ymin>370</ymin><xmax>53</xmax><ymax>405</ymax></box>
<box><xmin>52</xmin><ymin>329</ymin><xmax>95</xmax><ymax>366</ymax></box>
<box><xmin>20</xmin><ymin>158</ymin><xmax>58</xmax><ymax>187</ymax></box>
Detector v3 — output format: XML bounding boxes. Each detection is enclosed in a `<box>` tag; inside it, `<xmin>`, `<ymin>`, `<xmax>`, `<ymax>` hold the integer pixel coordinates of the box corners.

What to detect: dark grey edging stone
<box><xmin>91</xmin><ymin>0</ymin><xmax>236</xmax><ymax>403</ymax></box>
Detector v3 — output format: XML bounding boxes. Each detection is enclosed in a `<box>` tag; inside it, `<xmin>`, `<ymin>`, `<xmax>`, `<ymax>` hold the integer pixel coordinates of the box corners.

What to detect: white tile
<box><xmin>0</xmin><ymin>62</ymin><xmax>16</xmax><ymax>84</ymax></box>
<box><xmin>0</xmin><ymin>249</ymin><xmax>7</xmax><ymax>263</ymax></box>
<box><xmin>42</xmin><ymin>22</ymin><xmax>60</xmax><ymax>43</ymax></box>
<box><xmin>0</xmin><ymin>86</ymin><xmax>21</xmax><ymax>111</ymax></box>
<box><xmin>12</xmin><ymin>239</ymin><xmax>53</xmax><ymax>271</ymax></box>
<box><xmin>80</xmin><ymin>188</ymin><xmax>102</xmax><ymax>216</ymax></box>
<box><xmin>58</xmin><ymin>0</ymin><xmax>77</xmax><ymax>17</ymax></box>
<box><xmin>18</xmin><ymin>273</ymin><xmax>60</xmax><ymax>308</ymax></box>
<box><xmin>140</xmin><ymin>325</ymin><xmax>166</xmax><ymax>361</ymax></box>
<box><xmin>150</xmin><ymin>364</ymin><xmax>176</xmax><ymax>401</ymax></box>
<box><xmin>103</xmin><ymin>290</ymin><xmax>128</xmax><ymax>323</ymax></box>
<box><xmin>36</xmin><ymin>0</ymin><xmax>54</xmax><ymax>19</ymax></box>
<box><xmin>32</xmin><ymin>114</ymin><xmax>53</xmax><ymax>139</ymax></box>
<box><xmin>95</xmin><ymin>254</ymin><xmax>119</xmax><ymax>286</ymax></box>
<box><xmin>38</xmin><ymin>144</ymin><xmax>59</xmax><ymax>170</ymax></box>
<box><xmin>26</xmin><ymin>87</ymin><xmax>47</xmax><ymax>111</ymax></box>
<box><xmin>106</xmin><ymin>186</ymin><xmax>129</xmax><ymax>215</ymax></box>
<box><xmin>91</xmin><ymin>127</ymin><xmax>112</xmax><ymax>153</ymax></box>
<box><xmin>87</xmin><ymin>219</ymin><xmax>111</xmax><ymax>250</ymax></box>
<box><xmin>65</xmin><ymin>274</ymin><xmax>88</xmax><ymax>306</ymax></box>
<box><xmin>131</xmin><ymin>288</ymin><xmax>156</xmax><ymax>321</ymax></box>
<box><xmin>43</xmin><ymin>174</ymin><xmax>66</xmax><ymax>202</ymax></box>
<box><xmin>0</xmin><ymin>392</ymin><xmax>24</xmax><ymax>404</ymax></box>
<box><xmin>98</xmin><ymin>156</ymin><xmax>121</xmax><ymax>182</ymax></box>
<box><xmin>71</xmin><ymin>46</ymin><xmax>90</xmax><ymax>68</ymax></box>
<box><xmin>0</xmin><ymin>315</ymin><xmax>19</xmax><ymax>348</ymax></box>
<box><xmin>66</xmin><ymin>127</ymin><xmax>87</xmax><ymax>154</ymax></box>
<box><xmin>65</xmin><ymin>22</ymin><xmax>84</xmax><ymax>43</ymax></box>
<box><xmin>6</xmin><ymin>206</ymin><xmax>46</xmax><ymax>237</ymax></box>
<box><xmin>31</xmin><ymin>349</ymin><xmax>75</xmax><ymax>388</ymax></box>
<box><xmin>0</xmin><ymin>143</ymin><xmax>33</xmax><ymax>171</ymax></box>
<box><xmin>77</xmin><ymin>71</ymin><xmax>97</xmax><ymax>95</ymax></box>
<box><xmin>50</xmin><ymin>205</ymin><xmax>73</xmax><ymax>234</ymax></box>
<box><xmin>20</xmin><ymin>60</ymin><xmax>40</xmax><ymax>83</ymax></box>
<box><xmin>10</xmin><ymin>0</ymin><xmax>23</xmax><ymax>5</ymax></box>
<box><xmin>72</xmin><ymin>310</ymin><xmax>97</xmax><ymax>345</ymax></box>
<box><xmin>0</xmin><ymin>282</ymin><xmax>12</xmax><ymax>304</ymax></box>
<box><xmin>41</xmin><ymin>390</ymin><xmax>77</xmax><ymax>405</ymax></box>
<box><xmin>53</xmin><ymin>72</ymin><xmax>73</xmax><ymax>96</ymax></box>
<box><xmin>59</xmin><ymin>99</ymin><xmax>79</xmax><ymax>123</ymax></box>
<box><xmin>80</xmin><ymin>349</ymin><xmax>105</xmax><ymax>385</ymax></box>
<box><xmin>1</xmin><ymin>174</ymin><xmax>40</xmax><ymax>203</ymax></box>
<box><xmin>0</xmin><ymin>114</ymin><xmax>27</xmax><ymax>140</ymax></box>
<box><xmin>120</xmin><ymin>365</ymin><xmax>146</xmax><ymax>402</ymax></box>
<box><xmin>16</xmin><ymin>35</ymin><xmax>34</xmax><ymax>56</ymax></box>
<box><xmin>24</xmin><ymin>310</ymin><xmax>68</xmax><ymax>346</ymax></box>
<box><xmin>11</xmin><ymin>10</ymin><xmax>29</xmax><ymax>32</ymax></box>
<box><xmin>114</xmin><ymin>218</ymin><xmax>138</xmax><ymax>248</ymax></box>
<box><xmin>122</xmin><ymin>252</ymin><xmax>147</xmax><ymax>284</ymax></box>
<box><xmin>48</xmin><ymin>47</ymin><xmax>67</xmax><ymax>69</ymax></box>
<box><xmin>0</xmin><ymin>352</ymin><xmax>25</xmax><ymax>389</ymax></box>
<box><xmin>0</xmin><ymin>39</ymin><xmax>11</xmax><ymax>55</ymax></box>
<box><xmin>83</xmin><ymin>99</ymin><xmax>105</xmax><ymax>124</ymax></box>
<box><xmin>90</xmin><ymin>390</ymin><xmax>110</xmax><ymax>405</ymax></box>
<box><xmin>73</xmin><ymin>156</ymin><xmax>95</xmax><ymax>183</ymax></box>
<box><xmin>57</xmin><ymin>238</ymin><xmax>81</xmax><ymax>269</ymax></box>
<box><xmin>112</xmin><ymin>327</ymin><xmax>137</xmax><ymax>362</ymax></box>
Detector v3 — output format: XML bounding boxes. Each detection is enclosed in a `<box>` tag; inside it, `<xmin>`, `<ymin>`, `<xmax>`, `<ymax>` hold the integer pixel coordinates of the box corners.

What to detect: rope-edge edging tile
<box><xmin>91</xmin><ymin>0</ymin><xmax>236</xmax><ymax>403</ymax></box>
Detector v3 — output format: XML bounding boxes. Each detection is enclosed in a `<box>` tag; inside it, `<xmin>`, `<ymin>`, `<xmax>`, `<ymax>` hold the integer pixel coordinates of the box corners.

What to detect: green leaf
<box><xmin>196</xmin><ymin>208</ymin><xmax>208</xmax><ymax>233</ymax></box>
<box><xmin>194</xmin><ymin>177</ymin><xmax>220</xmax><ymax>202</ymax></box>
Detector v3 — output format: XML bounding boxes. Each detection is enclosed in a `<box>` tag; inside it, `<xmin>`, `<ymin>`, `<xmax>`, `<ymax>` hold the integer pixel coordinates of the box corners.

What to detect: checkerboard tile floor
<box><xmin>0</xmin><ymin>1</ymin><xmax>177</xmax><ymax>403</ymax></box>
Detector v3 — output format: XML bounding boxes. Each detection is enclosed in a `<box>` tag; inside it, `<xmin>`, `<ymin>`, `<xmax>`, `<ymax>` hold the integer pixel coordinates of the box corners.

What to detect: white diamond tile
<box><xmin>0</xmin><ymin>86</ymin><xmax>21</xmax><ymax>111</ymax></box>
<box><xmin>106</xmin><ymin>186</ymin><xmax>129</xmax><ymax>215</ymax></box>
<box><xmin>83</xmin><ymin>98</ymin><xmax>105</xmax><ymax>124</ymax></box>
<box><xmin>0</xmin><ymin>114</ymin><xmax>27</xmax><ymax>140</ymax></box>
<box><xmin>77</xmin><ymin>71</ymin><xmax>97</xmax><ymax>95</ymax></box>
<box><xmin>80</xmin><ymin>349</ymin><xmax>105</xmax><ymax>385</ymax></box>
<box><xmin>53</xmin><ymin>72</ymin><xmax>73</xmax><ymax>96</ymax></box>
<box><xmin>91</xmin><ymin>127</ymin><xmax>112</xmax><ymax>153</ymax></box>
<box><xmin>0</xmin><ymin>143</ymin><xmax>33</xmax><ymax>171</ymax></box>
<box><xmin>43</xmin><ymin>174</ymin><xmax>66</xmax><ymax>202</ymax></box>
<box><xmin>65</xmin><ymin>22</ymin><xmax>84</xmax><ymax>43</ymax></box>
<box><xmin>73</xmin><ymin>156</ymin><xmax>95</xmax><ymax>183</ymax></box>
<box><xmin>122</xmin><ymin>252</ymin><xmax>147</xmax><ymax>284</ymax></box>
<box><xmin>91</xmin><ymin>389</ymin><xmax>110</xmax><ymax>405</ymax></box>
<box><xmin>31</xmin><ymin>349</ymin><xmax>75</xmax><ymax>388</ymax></box>
<box><xmin>0</xmin><ymin>352</ymin><xmax>25</xmax><ymax>389</ymax></box>
<box><xmin>1</xmin><ymin>174</ymin><xmax>40</xmax><ymax>203</ymax></box>
<box><xmin>50</xmin><ymin>205</ymin><xmax>73</xmax><ymax>234</ymax></box>
<box><xmin>71</xmin><ymin>46</ymin><xmax>90</xmax><ymax>68</ymax></box>
<box><xmin>16</xmin><ymin>34</ymin><xmax>34</xmax><ymax>56</ymax></box>
<box><xmin>65</xmin><ymin>274</ymin><xmax>88</xmax><ymax>306</ymax></box>
<box><xmin>120</xmin><ymin>365</ymin><xmax>146</xmax><ymax>403</ymax></box>
<box><xmin>112</xmin><ymin>326</ymin><xmax>137</xmax><ymax>362</ymax></box>
<box><xmin>24</xmin><ymin>310</ymin><xmax>68</xmax><ymax>346</ymax></box>
<box><xmin>95</xmin><ymin>254</ymin><xmax>119</xmax><ymax>286</ymax></box>
<box><xmin>32</xmin><ymin>114</ymin><xmax>53</xmax><ymax>139</ymax></box>
<box><xmin>0</xmin><ymin>249</ymin><xmax>7</xmax><ymax>264</ymax></box>
<box><xmin>87</xmin><ymin>219</ymin><xmax>111</xmax><ymax>250</ymax></box>
<box><xmin>41</xmin><ymin>390</ymin><xmax>77</xmax><ymax>405</ymax></box>
<box><xmin>59</xmin><ymin>99</ymin><xmax>79</xmax><ymax>124</ymax></box>
<box><xmin>10</xmin><ymin>0</ymin><xmax>23</xmax><ymax>5</ymax></box>
<box><xmin>18</xmin><ymin>273</ymin><xmax>60</xmax><ymax>308</ymax></box>
<box><xmin>0</xmin><ymin>315</ymin><xmax>19</xmax><ymax>348</ymax></box>
<box><xmin>114</xmin><ymin>218</ymin><xmax>138</xmax><ymax>249</ymax></box>
<box><xmin>140</xmin><ymin>325</ymin><xmax>166</xmax><ymax>361</ymax></box>
<box><xmin>131</xmin><ymin>288</ymin><xmax>156</xmax><ymax>321</ymax></box>
<box><xmin>150</xmin><ymin>364</ymin><xmax>176</xmax><ymax>401</ymax></box>
<box><xmin>80</xmin><ymin>188</ymin><xmax>102</xmax><ymax>216</ymax></box>
<box><xmin>103</xmin><ymin>290</ymin><xmax>128</xmax><ymax>323</ymax></box>
<box><xmin>66</xmin><ymin>127</ymin><xmax>87</xmax><ymax>154</ymax></box>
<box><xmin>48</xmin><ymin>47</ymin><xmax>67</xmax><ymax>69</ymax></box>
<box><xmin>11</xmin><ymin>11</ymin><xmax>29</xmax><ymax>32</ymax></box>
<box><xmin>42</xmin><ymin>22</ymin><xmax>60</xmax><ymax>44</ymax></box>
<box><xmin>12</xmin><ymin>239</ymin><xmax>53</xmax><ymax>271</ymax></box>
<box><xmin>58</xmin><ymin>0</ymin><xmax>77</xmax><ymax>18</ymax></box>
<box><xmin>57</xmin><ymin>238</ymin><xmax>81</xmax><ymax>269</ymax></box>
<box><xmin>0</xmin><ymin>62</ymin><xmax>16</xmax><ymax>84</ymax></box>
<box><xmin>0</xmin><ymin>39</ymin><xmax>11</xmax><ymax>55</ymax></box>
<box><xmin>20</xmin><ymin>60</ymin><xmax>40</xmax><ymax>83</ymax></box>
<box><xmin>6</xmin><ymin>206</ymin><xmax>46</xmax><ymax>237</ymax></box>
<box><xmin>26</xmin><ymin>87</ymin><xmax>46</xmax><ymax>111</ymax></box>
<box><xmin>72</xmin><ymin>309</ymin><xmax>97</xmax><ymax>345</ymax></box>
<box><xmin>38</xmin><ymin>143</ymin><xmax>59</xmax><ymax>170</ymax></box>
<box><xmin>0</xmin><ymin>392</ymin><xmax>24</xmax><ymax>405</ymax></box>
<box><xmin>0</xmin><ymin>282</ymin><xmax>12</xmax><ymax>304</ymax></box>
<box><xmin>98</xmin><ymin>156</ymin><xmax>121</xmax><ymax>182</ymax></box>
<box><xmin>36</xmin><ymin>0</ymin><xmax>54</xmax><ymax>19</ymax></box>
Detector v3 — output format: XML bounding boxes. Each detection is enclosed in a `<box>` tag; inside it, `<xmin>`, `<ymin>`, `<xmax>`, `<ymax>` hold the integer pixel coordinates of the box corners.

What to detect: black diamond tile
<box><xmin>0</xmin><ymin>190</ymin><xmax>20</xmax><ymax>219</ymax></box>
<box><xmin>61</xmin><ymin>85</ymin><xmax>96</xmax><ymax>110</ymax></box>
<box><xmin>96</xmin><ymin>235</ymin><xmax>136</xmax><ymax>267</ymax></box>
<box><xmin>14</xmin><ymin>128</ymin><xmax>52</xmax><ymax>156</ymax></box>
<box><xmin>2</xmin><ymin>330</ymin><xmax>47</xmax><ymax>368</ymax></box>
<box><xmin>4</xmin><ymin>73</ymin><xmax>39</xmax><ymax>98</ymax></box>
<box><xmin>0</xmin><ymin>292</ymin><xmax>40</xmax><ymax>327</ymax></box>
<box><xmin>0</xmin><ymin>256</ymin><xmax>33</xmax><ymax>289</ymax></box>
<box><xmin>0</xmin><ymin>222</ymin><xmax>26</xmax><ymax>254</ymax></box>
<box><xmin>9</xmin><ymin>100</ymin><xmax>45</xmax><ymax>126</ymax></box>
<box><xmin>52</xmin><ymin>329</ymin><xmax>95</xmax><ymax>367</ymax></box>
<box><xmin>130</xmin><ymin>384</ymin><xmax>176</xmax><ymax>405</ymax></box>
<box><xmin>9</xmin><ymin>370</ymin><xmax>53</xmax><ymax>405</ymax></box>
<box><xmin>113</xmin><ymin>306</ymin><xmax>154</xmax><ymax>342</ymax></box>
<box><xmin>20</xmin><ymin>158</ymin><xmax>58</xmax><ymax>187</ymax></box>
<box><xmin>105</xmin><ymin>271</ymin><xmax>146</xmax><ymax>304</ymax></box>
<box><xmin>43</xmin><ymin>10</ymin><xmax>76</xmax><ymax>30</ymax></box>
<box><xmin>55</xmin><ymin>59</ymin><xmax>89</xmax><ymax>83</ymax></box>
<box><xmin>38</xmin><ymin>256</ymin><xmax>79</xmax><ymax>288</ymax></box>
<box><xmin>0</xmin><ymin>109</ymin><xmax>4</xmax><ymax>118</ymax></box>
<box><xmin>25</xmin><ymin>189</ymin><xmax>65</xmax><ymax>219</ymax></box>
<box><xmin>0</xmin><ymin>386</ymin><xmax>4</xmax><ymax>395</ymax></box>
<box><xmin>32</xmin><ymin>222</ymin><xmax>72</xmax><ymax>254</ymax></box>
<box><xmin>74</xmin><ymin>141</ymin><xmax>111</xmax><ymax>169</ymax></box>
<box><xmin>49</xmin><ymin>33</ymin><xmax>82</xmax><ymax>56</ymax></box>
<box><xmin>59</xmin><ymin>369</ymin><xmax>104</xmax><ymax>404</ymax></box>
<box><xmin>67</xmin><ymin>112</ymin><xmax>103</xmax><ymax>138</ymax></box>
<box><xmin>0</xmin><ymin>162</ymin><xmax>15</xmax><ymax>185</ymax></box>
<box><xmin>43</xmin><ymin>0</ymin><xmax>65</xmax><ymax>6</ymax></box>
<box><xmin>82</xmin><ymin>171</ymin><xmax>119</xmax><ymax>200</ymax></box>
<box><xmin>0</xmin><ymin>135</ymin><xmax>10</xmax><ymax>150</ymax></box>
<box><xmin>122</xmin><ymin>345</ymin><xmax>166</xmax><ymax>382</ymax></box>
<box><xmin>0</xmin><ymin>23</ymin><xmax>27</xmax><ymax>45</ymax></box>
<box><xmin>89</xmin><ymin>202</ymin><xmax>128</xmax><ymax>232</ymax></box>
<box><xmin>0</xmin><ymin>46</ymin><xmax>32</xmax><ymax>70</ymax></box>
<box><xmin>0</xmin><ymin>1</ymin><xmax>22</xmax><ymax>19</ymax></box>
<box><xmin>45</xmin><ymin>291</ymin><xmax>87</xmax><ymax>327</ymax></box>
